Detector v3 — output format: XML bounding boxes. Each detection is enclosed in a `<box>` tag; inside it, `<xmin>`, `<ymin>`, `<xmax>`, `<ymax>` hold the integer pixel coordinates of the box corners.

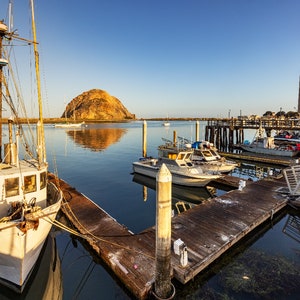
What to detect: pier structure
<box><xmin>204</xmin><ymin>117</ymin><xmax>300</xmax><ymax>150</ymax></box>
<box><xmin>49</xmin><ymin>172</ymin><xmax>288</xmax><ymax>300</ymax></box>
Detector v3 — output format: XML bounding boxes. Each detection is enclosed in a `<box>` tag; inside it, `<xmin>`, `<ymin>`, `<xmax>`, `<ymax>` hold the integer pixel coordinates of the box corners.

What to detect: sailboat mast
<box><xmin>30</xmin><ymin>0</ymin><xmax>46</xmax><ymax>164</ymax></box>
<box><xmin>0</xmin><ymin>22</ymin><xmax>8</xmax><ymax>161</ymax></box>
<box><xmin>0</xmin><ymin>27</ymin><xmax>3</xmax><ymax>161</ymax></box>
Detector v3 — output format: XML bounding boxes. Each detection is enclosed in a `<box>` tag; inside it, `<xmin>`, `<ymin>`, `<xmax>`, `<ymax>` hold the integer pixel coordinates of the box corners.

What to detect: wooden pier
<box><xmin>204</xmin><ymin>118</ymin><xmax>300</xmax><ymax>150</ymax></box>
<box><xmin>49</xmin><ymin>173</ymin><xmax>288</xmax><ymax>299</ymax></box>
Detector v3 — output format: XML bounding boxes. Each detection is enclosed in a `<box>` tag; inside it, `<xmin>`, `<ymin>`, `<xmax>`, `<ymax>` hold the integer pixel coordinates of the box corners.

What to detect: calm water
<box><xmin>2</xmin><ymin>121</ymin><xmax>300</xmax><ymax>299</ymax></box>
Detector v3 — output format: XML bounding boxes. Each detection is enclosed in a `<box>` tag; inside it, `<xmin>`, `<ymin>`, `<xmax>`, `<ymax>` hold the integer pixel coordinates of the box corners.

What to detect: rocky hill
<box><xmin>61</xmin><ymin>89</ymin><xmax>135</xmax><ymax>120</ymax></box>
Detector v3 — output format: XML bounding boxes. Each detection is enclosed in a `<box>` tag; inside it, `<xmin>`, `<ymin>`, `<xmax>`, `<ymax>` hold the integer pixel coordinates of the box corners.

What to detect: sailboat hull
<box><xmin>0</xmin><ymin>183</ymin><xmax>62</xmax><ymax>292</ymax></box>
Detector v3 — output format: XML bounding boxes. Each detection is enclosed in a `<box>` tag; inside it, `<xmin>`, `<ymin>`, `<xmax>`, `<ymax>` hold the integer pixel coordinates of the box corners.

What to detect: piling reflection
<box><xmin>66</xmin><ymin>127</ymin><xmax>127</xmax><ymax>151</ymax></box>
<box><xmin>0</xmin><ymin>234</ymin><xmax>62</xmax><ymax>300</ymax></box>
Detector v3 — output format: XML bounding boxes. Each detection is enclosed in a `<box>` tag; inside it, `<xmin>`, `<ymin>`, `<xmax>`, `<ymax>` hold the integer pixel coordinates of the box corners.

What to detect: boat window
<box><xmin>210</xmin><ymin>150</ymin><xmax>220</xmax><ymax>158</ymax></box>
<box><xmin>186</xmin><ymin>153</ymin><xmax>191</xmax><ymax>160</ymax></box>
<box><xmin>24</xmin><ymin>174</ymin><xmax>37</xmax><ymax>194</ymax></box>
<box><xmin>40</xmin><ymin>172</ymin><xmax>47</xmax><ymax>190</ymax></box>
<box><xmin>168</xmin><ymin>153</ymin><xmax>177</xmax><ymax>160</ymax></box>
<box><xmin>177</xmin><ymin>153</ymin><xmax>185</xmax><ymax>160</ymax></box>
<box><xmin>5</xmin><ymin>177</ymin><xmax>19</xmax><ymax>197</ymax></box>
<box><xmin>202</xmin><ymin>150</ymin><xmax>213</xmax><ymax>157</ymax></box>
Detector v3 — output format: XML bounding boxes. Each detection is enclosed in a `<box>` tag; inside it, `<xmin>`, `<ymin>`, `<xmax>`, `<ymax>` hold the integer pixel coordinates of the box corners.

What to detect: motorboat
<box><xmin>274</xmin><ymin>130</ymin><xmax>300</xmax><ymax>143</ymax></box>
<box><xmin>191</xmin><ymin>141</ymin><xmax>238</xmax><ymax>173</ymax></box>
<box><xmin>241</xmin><ymin>136</ymin><xmax>300</xmax><ymax>157</ymax></box>
<box><xmin>54</xmin><ymin>121</ymin><xmax>85</xmax><ymax>128</ymax></box>
<box><xmin>0</xmin><ymin>2</ymin><xmax>62</xmax><ymax>292</ymax></box>
<box><xmin>132</xmin><ymin>142</ymin><xmax>221</xmax><ymax>187</ymax></box>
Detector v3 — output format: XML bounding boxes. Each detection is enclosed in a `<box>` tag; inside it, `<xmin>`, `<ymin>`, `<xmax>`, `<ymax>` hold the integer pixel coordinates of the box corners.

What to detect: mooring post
<box><xmin>154</xmin><ymin>164</ymin><xmax>174</xmax><ymax>299</ymax></box>
<box><xmin>173</xmin><ymin>130</ymin><xmax>177</xmax><ymax>146</ymax></box>
<box><xmin>195</xmin><ymin>120</ymin><xmax>199</xmax><ymax>141</ymax></box>
<box><xmin>143</xmin><ymin>120</ymin><xmax>147</xmax><ymax>158</ymax></box>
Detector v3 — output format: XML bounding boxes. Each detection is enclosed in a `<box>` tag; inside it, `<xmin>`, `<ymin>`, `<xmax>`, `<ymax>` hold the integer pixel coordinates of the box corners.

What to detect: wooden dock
<box><xmin>49</xmin><ymin>173</ymin><xmax>288</xmax><ymax>299</ymax></box>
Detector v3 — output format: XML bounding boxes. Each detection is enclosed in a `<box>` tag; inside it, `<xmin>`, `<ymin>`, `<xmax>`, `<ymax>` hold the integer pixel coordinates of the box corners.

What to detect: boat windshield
<box><xmin>202</xmin><ymin>150</ymin><xmax>213</xmax><ymax>158</ymax></box>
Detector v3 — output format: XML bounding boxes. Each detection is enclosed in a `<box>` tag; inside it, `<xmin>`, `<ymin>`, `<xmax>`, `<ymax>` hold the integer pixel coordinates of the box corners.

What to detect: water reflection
<box><xmin>0</xmin><ymin>234</ymin><xmax>62</xmax><ymax>300</ymax></box>
<box><xmin>232</xmin><ymin>161</ymin><xmax>283</xmax><ymax>180</ymax></box>
<box><xmin>66</xmin><ymin>128</ymin><xmax>127</xmax><ymax>151</ymax></box>
<box><xmin>132</xmin><ymin>173</ymin><xmax>217</xmax><ymax>214</ymax></box>
<box><xmin>283</xmin><ymin>213</ymin><xmax>300</xmax><ymax>243</ymax></box>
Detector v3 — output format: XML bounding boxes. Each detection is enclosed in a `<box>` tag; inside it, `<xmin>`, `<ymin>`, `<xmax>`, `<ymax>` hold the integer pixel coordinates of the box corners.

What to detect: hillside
<box><xmin>61</xmin><ymin>89</ymin><xmax>135</xmax><ymax>120</ymax></box>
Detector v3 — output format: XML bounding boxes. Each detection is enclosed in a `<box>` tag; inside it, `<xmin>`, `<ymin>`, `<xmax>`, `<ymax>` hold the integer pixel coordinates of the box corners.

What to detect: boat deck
<box><xmin>48</xmin><ymin>173</ymin><xmax>288</xmax><ymax>299</ymax></box>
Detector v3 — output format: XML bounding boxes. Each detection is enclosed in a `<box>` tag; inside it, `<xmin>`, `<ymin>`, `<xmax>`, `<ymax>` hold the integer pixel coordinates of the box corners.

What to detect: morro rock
<box><xmin>61</xmin><ymin>89</ymin><xmax>135</xmax><ymax>120</ymax></box>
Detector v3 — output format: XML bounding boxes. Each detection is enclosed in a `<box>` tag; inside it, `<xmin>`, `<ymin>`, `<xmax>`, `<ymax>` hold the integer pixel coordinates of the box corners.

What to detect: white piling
<box><xmin>154</xmin><ymin>164</ymin><xmax>174</xmax><ymax>299</ymax></box>
<box><xmin>195</xmin><ymin>120</ymin><xmax>200</xmax><ymax>141</ymax></box>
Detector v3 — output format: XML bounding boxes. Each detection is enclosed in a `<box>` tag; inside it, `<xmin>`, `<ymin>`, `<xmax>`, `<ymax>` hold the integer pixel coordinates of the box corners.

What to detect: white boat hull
<box><xmin>241</xmin><ymin>145</ymin><xmax>298</xmax><ymax>157</ymax></box>
<box><xmin>0</xmin><ymin>183</ymin><xmax>62</xmax><ymax>292</ymax></box>
<box><xmin>54</xmin><ymin>122</ymin><xmax>84</xmax><ymax>128</ymax></box>
<box><xmin>133</xmin><ymin>160</ymin><xmax>219</xmax><ymax>187</ymax></box>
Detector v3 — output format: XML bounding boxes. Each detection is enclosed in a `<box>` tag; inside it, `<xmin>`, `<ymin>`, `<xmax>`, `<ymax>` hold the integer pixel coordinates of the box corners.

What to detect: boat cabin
<box><xmin>158</xmin><ymin>148</ymin><xmax>194</xmax><ymax>167</ymax></box>
<box><xmin>0</xmin><ymin>161</ymin><xmax>48</xmax><ymax>218</ymax></box>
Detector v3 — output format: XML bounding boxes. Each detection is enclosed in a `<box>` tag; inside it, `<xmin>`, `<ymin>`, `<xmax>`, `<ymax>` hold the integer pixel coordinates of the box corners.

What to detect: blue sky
<box><xmin>2</xmin><ymin>0</ymin><xmax>300</xmax><ymax>118</ymax></box>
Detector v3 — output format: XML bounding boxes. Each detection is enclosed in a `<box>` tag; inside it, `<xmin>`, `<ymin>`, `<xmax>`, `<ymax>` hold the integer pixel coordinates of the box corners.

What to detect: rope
<box><xmin>42</xmin><ymin>204</ymin><xmax>155</xmax><ymax>260</ymax></box>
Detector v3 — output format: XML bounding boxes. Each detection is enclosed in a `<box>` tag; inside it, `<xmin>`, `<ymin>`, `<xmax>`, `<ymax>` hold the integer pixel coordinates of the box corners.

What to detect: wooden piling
<box><xmin>173</xmin><ymin>130</ymin><xmax>177</xmax><ymax>146</ymax></box>
<box><xmin>195</xmin><ymin>121</ymin><xmax>199</xmax><ymax>141</ymax></box>
<box><xmin>143</xmin><ymin>120</ymin><xmax>147</xmax><ymax>157</ymax></box>
<box><xmin>154</xmin><ymin>164</ymin><xmax>173</xmax><ymax>299</ymax></box>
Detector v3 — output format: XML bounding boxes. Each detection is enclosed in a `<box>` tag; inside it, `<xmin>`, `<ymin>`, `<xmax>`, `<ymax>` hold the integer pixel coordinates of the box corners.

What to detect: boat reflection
<box><xmin>132</xmin><ymin>173</ymin><xmax>216</xmax><ymax>205</ymax></box>
<box><xmin>66</xmin><ymin>127</ymin><xmax>127</xmax><ymax>151</ymax></box>
<box><xmin>232</xmin><ymin>161</ymin><xmax>283</xmax><ymax>180</ymax></box>
<box><xmin>0</xmin><ymin>234</ymin><xmax>62</xmax><ymax>300</ymax></box>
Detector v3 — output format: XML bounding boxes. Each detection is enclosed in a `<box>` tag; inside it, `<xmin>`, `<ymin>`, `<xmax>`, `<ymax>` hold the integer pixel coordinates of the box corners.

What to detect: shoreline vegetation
<box><xmin>1</xmin><ymin>117</ymin><xmax>223</xmax><ymax>124</ymax></box>
<box><xmin>1</xmin><ymin>116</ymin><xmax>299</xmax><ymax>124</ymax></box>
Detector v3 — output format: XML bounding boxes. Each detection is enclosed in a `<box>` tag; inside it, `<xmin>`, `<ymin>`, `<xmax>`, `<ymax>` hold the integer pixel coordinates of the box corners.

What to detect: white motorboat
<box><xmin>55</xmin><ymin>121</ymin><xmax>85</xmax><ymax>128</ymax></box>
<box><xmin>0</xmin><ymin>1</ymin><xmax>62</xmax><ymax>292</ymax></box>
<box><xmin>241</xmin><ymin>136</ymin><xmax>299</xmax><ymax>157</ymax></box>
<box><xmin>132</xmin><ymin>144</ymin><xmax>221</xmax><ymax>187</ymax></box>
<box><xmin>191</xmin><ymin>141</ymin><xmax>238</xmax><ymax>173</ymax></box>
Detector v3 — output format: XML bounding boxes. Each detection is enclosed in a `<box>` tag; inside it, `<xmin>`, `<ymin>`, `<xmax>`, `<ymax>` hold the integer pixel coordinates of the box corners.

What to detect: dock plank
<box><xmin>49</xmin><ymin>173</ymin><xmax>288</xmax><ymax>299</ymax></box>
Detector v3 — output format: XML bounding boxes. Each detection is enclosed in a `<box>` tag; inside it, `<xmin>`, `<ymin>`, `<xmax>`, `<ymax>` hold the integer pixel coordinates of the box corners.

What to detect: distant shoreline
<box><xmin>1</xmin><ymin>117</ymin><xmax>225</xmax><ymax>124</ymax></box>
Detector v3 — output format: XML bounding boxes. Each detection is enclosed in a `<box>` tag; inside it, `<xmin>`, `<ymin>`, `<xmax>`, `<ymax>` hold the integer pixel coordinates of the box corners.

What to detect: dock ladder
<box><xmin>283</xmin><ymin>165</ymin><xmax>300</xmax><ymax>196</ymax></box>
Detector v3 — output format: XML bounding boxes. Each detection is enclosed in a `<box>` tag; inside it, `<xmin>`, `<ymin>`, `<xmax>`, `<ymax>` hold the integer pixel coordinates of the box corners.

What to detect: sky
<box><xmin>2</xmin><ymin>0</ymin><xmax>300</xmax><ymax>119</ymax></box>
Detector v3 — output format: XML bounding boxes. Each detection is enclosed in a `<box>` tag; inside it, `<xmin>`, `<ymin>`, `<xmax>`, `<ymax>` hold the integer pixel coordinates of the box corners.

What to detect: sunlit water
<box><xmin>1</xmin><ymin>121</ymin><xmax>300</xmax><ymax>299</ymax></box>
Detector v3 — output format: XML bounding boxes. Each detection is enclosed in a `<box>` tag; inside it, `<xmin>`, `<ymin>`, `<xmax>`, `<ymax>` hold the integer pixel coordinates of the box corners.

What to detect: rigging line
<box><xmin>44</xmin><ymin>215</ymin><xmax>155</xmax><ymax>260</ymax></box>
<box><xmin>72</xmin><ymin>260</ymin><xmax>96</xmax><ymax>300</ymax></box>
<box><xmin>3</xmin><ymin>48</ymin><xmax>36</xmax><ymax>154</ymax></box>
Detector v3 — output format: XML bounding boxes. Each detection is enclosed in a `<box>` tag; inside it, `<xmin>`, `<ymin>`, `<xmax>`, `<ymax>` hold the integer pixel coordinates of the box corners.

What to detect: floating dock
<box><xmin>49</xmin><ymin>173</ymin><xmax>288</xmax><ymax>299</ymax></box>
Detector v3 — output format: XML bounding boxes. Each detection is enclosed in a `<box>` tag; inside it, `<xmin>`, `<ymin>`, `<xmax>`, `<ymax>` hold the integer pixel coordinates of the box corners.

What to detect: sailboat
<box><xmin>55</xmin><ymin>103</ymin><xmax>85</xmax><ymax>128</ymax></box>
<box><xmin>0</xmin><ymin>0</ymin><xmax>62</xmax><ymax>292</ymax></box>
<box><xmin>162</xmin><ymin>114</ymin><xmax>170</xmax><ymax>127</ymax></box>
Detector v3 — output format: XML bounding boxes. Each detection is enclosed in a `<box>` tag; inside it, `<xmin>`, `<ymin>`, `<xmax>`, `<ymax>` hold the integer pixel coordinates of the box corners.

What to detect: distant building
<box><xmin>298</xmin><ymin>76</ymin><xmax>300</xmax><ymax>113</ymax></box>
